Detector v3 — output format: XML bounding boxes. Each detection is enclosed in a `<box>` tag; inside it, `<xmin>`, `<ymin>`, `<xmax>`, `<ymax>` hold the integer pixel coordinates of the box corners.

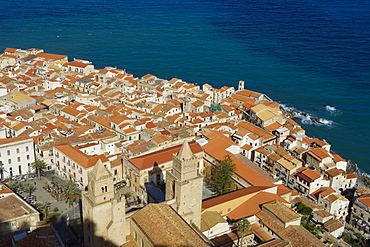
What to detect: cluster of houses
<box><xmin>0</xmin><ymin>47</ymin><xmax>367</xmax><ymax>246</ymax></box>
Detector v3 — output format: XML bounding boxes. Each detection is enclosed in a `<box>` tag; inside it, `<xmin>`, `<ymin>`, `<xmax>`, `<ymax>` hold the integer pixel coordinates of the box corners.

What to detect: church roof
<box><xmin>132</xmin><ymin>204</ymin><xmax>209</xmax><ymax>246</ymax></box>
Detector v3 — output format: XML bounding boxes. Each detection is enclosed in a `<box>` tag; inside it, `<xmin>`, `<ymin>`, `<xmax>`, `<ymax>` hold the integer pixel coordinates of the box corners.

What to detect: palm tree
<box><xmin>64</xmin><ymin>180</ymin><xmax>81</xmax><ymax>219</ymax></box>
<box><xmin>21</xmin><ymin>183</ymin><xmax>36</xmax><ymax>198</ymax></box>
<box><xmin>65</xmin><ymin>179</ymin><xmax>76</xmax><ymax>190</ymax></box>
<box><xmin>31</xmin><ymin>160</ymin><xmax>48</xmax><ymax>180</ymax></box>
<box><xmin>37</xmin><ymin>200</ymin><xmax>51</xmax><ymax>219</ymax></box>
<box><xmin>6</xmin><ymin>180</ymin><xmax>19</xmax><ymax>192</ymax></box>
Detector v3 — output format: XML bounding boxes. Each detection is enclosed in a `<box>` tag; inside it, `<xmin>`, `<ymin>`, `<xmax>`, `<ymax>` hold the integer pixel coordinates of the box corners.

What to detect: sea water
<box><xmin>2</xmin><ymin>0</ymin><xmax>370</xmax><ymax>172</ymax></box>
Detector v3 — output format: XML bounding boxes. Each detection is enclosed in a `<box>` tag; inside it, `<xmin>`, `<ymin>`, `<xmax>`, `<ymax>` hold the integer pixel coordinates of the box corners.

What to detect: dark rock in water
<box><xmin>281</xmin><ymin>108</ymin><xmax>297</xmax><ymax>118</ymax></box>
<box><xmin>301</xmin><ymin>112</ymin><xmax>307</xmax><ymax>117</ymax></box>
<box><xmin>310</xmin><ymin>117</ymin><xmax>321</xmax><ymax>123</ymax></box>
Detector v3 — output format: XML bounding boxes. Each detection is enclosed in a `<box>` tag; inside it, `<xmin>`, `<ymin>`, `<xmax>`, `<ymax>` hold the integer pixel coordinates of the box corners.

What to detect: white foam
<box><xmin>325</xmin><ymin>105</ymin><xmax>336</xmax><ymax>111</ymax></box>
<box><xmin>318</xmin><ymin>118</ymin><xmax>333</xmax><ymax>126</ymax></box>
<box><xmin>281</xmin><ymin>104</ymin><xmax>334</xmax><ymax>127</ymax></box>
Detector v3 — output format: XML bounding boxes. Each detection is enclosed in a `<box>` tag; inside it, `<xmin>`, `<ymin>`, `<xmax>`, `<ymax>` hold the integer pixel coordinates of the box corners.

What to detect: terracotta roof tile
<box><xmin>236</xmin><ymin>121</ymin><xmax>275</xmax><ymax>141</ymax></box>
<box><xmin>263</xmin><ymin>200</ymin><xmax>299</xmax><ymax>223</ymax></box>
<box><xmin>61</xmin><ymin>107</ymin><xmax>81</xmax><ymax>117</ymax></box>
<box><xmin>346</xmin><ymin>172</ymin><xmax>357</xmax><ymax>179</ymax></box>
<box><xmin>203</xmin><ymin>131</ymin><xmax>274</xmax><ymax>187</ymax></box>
<box><xmin>0</xmin><ymin>194</ymin><xmax>38</xmax><ymax>222</ymax></box>
<box><xmin>0</xmin><ymin>136</ymin><xmax>31</xmax><ymax>145</ymax></box>
<box><xmin>324</xmin><ymin>218</ymin><xmax>344</xmax><ymax>233</ymax></box>
<box><xmin>36</xmin><ymin>52</ymin><xmax>67</xmax><ymax>61</ymax></box>
<box><xmin>296</xmin><ymin>167</ymin><xmax>322</xmax><ymax>183</ymax></box>
<box><xmin>132</xmin><ymin>204</ymin><xmax>209</xmax><ymax>247</ymax></box>
<box><xmin>314</xmin><ymin>209</ymin><xmax>332</xmax><ymax>218</ymax></box>
<box><xmin>65</xmin><ymin>60</ymin><xmax>90</xmax><ymax>68</ymax></box>
<box><xmin>355</xmin><ymin>187</ymin><xmax>370</xmax><ymax>195</ymax></box>
<box><xmin>280</xmin><ymin>225</ymin><xmax>326</xmax><ymax>247</ymax></box>
<box><xmin>55</xmin><ymin>144</ymin><xmax>108</xmax><ymax>168</ymax></box>
<box><xmin>128</xmin><ymin>141</ymin><xmax>202</xmax><ymax>170</ymax></box>
<box><xmin>307</xmin><ymin>148</ymin><xmax>331</xmax><ymax>161</ymax></box>
<box><xmin>227</xmin><ymin>192</ymin><xmax>289</xmax><ymax>221</ymax></box>
<box><xmin>292</xmin><ymin>196</ymin><xmax>323</xmax><ymax>210</ymax></box>
<box><xmin>357</xmin><ymin>196</ymin><xmax>370</xmax><ymax>208</ymax></box>
<box><xmin>202</xmin><ymin>186</ymin><xmax>273</xmax><ymax>211</ymax></box>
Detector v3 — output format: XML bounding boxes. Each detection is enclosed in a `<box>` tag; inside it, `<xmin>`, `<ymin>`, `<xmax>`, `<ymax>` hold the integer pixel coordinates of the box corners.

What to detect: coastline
<box><xmin>1</xmin><ymin>47</ymin><xmax>369</xmax><ymax>244</ymax></box>
<box><xmin>347</xmin><ymin>161</ymin><xmax>370</xmax><ymax>189</ymax></box>
<box><xmin>2</xmin><ymin>0</ymin><xmax>370</xmax><ymax>179</ymax></box>
<box><xmin>283</xmin><ymin>105</ymin><xmax>370</xmax><ymax>190</ymax></box>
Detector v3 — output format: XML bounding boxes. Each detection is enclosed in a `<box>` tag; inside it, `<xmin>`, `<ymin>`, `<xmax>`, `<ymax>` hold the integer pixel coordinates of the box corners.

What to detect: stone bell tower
<box><xmin>82</xmin><ymin>160</ymin><xmax>127</xmax><ymax>247</ymax></box>
<box><xmin>165</xmin><ymin>141</ymin><xmax>203</xmax><ymax>228</ymax></box>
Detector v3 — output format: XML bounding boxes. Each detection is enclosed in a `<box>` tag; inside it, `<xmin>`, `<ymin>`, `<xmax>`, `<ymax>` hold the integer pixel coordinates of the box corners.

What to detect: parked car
<box><xmin>65</xmin><ymin>238</ymin><xmax>78</xmax><ymax>246</ymax></box>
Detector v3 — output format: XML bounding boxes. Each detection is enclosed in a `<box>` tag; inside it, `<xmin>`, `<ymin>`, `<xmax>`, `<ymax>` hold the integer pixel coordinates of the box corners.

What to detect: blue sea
<box><xmin>2</xmin><ymin>0</ymin><xmax>370</xmax><ymax>173</ymax></box>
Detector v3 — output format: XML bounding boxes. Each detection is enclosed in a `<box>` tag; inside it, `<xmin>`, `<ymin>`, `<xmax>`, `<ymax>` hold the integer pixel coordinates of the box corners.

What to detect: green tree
<box><xmin>6</xmin><ymin>180</ymin><xmax>19</xmax><ymax>191</ymax></box>
<box><xmin>31</xmin><ymin>160</ymin><xmax>48</xmax><ymax>180</ymax></box>
<box><xmin>353</xmin><ymin>233</ymin><xmax>367</xmax><ymax>247</ymax></box>
<box><xmin>125</xmin><ymin>192</ymin><xmax>132</xmax><ymax>199</ymax></box>
<box><xmin>238</xmin><ymin>218</ymin><xmax>251</xmax><ymax>247</ymax></box>
<box><xmin>64</xmin><ymin>180</ymin><xmax>81</xmax><ymax>219</ymax></box>
<box><xmin>37</xmin><ymin>201</ymin><xmax>51</xmax><ymax>219</ymax></box>
<box><xmin>213</xmin><ymin>155</ymin><xmax>237</xmax><ymax>195</ymax></box>
<box><xmin>297</xmin><ymin>202</ymin><xmax>306</xmax><ymax>210</ymax></box>
<box><xmin>301</xmin><ymin>206</ymin><xmax>313</xmax><ymax>215</ymax></box>
<box><xmin>125</xmin><ymin>192</ymin><xmax>133</xmax><ymax>204</ymax></box>
<box><xmin>342</xmin><ymin>231</ymin><xmax>352</xmax><ymax>243</ymax></box>
<box><xmin>65</xmin><ymin>179</ymin><xmax>76</xmax><ymax>190</ymax></box>
<box><xmin>342</xmin><ymin>231</ymin><xmax>368</xmax><ymax>247</ymax></box>
<box><xmin>21</xmin><ymin>183</ymin><xmax>36</xmax><ymax>198</ymax></box>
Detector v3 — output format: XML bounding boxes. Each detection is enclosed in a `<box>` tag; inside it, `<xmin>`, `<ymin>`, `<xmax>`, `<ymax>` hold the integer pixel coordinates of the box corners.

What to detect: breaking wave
<box><xmin>281</xmin><ymin>104</ymin><xmax>334</xmax><ymax>127</ymax></box>
<box><xmin>325</xmin><ymin>105</ymin><xmax>342</xmax><ymax>116</ymax></box>
<box><xmin>325</xmin><ymin>105</ymin><xmax>336</xmax><ymax>111</ymax></box>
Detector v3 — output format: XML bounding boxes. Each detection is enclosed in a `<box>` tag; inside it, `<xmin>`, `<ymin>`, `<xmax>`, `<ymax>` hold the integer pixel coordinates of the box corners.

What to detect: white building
<box><xmin>53</xmin><ymin>143</ymin><xmax>110</xmax><ymax>187</ymax></box>
<box><xmin>0</xmin><ymin>136</ymin><xmax>35</xmax><ymax>179</ymax></box>
<box><xmin>290</xmin><ymin>167</ymin><xmax>330</xmax><ymax>196</ymax></box>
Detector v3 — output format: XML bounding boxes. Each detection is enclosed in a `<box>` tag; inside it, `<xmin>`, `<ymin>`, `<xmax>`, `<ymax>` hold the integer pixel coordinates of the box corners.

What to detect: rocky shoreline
<box><xmin>281</xmin><ymin>105</ymin><xmax>369</xmax><ymax>190</ymax></box>
<box><xmin>347</xmin><ymin>161</ymin><xmax>370</xmax><ymax>189</ymax></box>
<box><xmin>282</xmin><ymin>105</ymin><xmax>327</xmax><ymax>125</ymax></box>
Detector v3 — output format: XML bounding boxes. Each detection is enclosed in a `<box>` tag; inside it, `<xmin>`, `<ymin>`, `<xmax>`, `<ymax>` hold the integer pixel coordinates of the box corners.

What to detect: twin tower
<box><xmin>82</xmin><ymin>141</ymin><xmax>203</xmax><ymax>246</ymax></box>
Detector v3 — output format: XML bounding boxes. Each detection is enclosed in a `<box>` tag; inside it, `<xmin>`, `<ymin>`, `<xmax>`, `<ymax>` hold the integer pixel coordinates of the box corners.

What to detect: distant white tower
<box><xmin>238</xmin><ymin>80</ymin><xmax>245</xmax><ymax>91</ymax></box>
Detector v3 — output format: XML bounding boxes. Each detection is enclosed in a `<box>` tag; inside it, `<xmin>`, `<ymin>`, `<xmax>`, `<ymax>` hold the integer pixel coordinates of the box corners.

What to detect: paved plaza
<box><xmin>15</xmin><ymin>173</ymin><xmax>80</xmax><ymax>217</ymax></box>
<box><xmin>9</xmin><ymin>172</ymin><xmax>82</xmax><ymax>245</ymax></box>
